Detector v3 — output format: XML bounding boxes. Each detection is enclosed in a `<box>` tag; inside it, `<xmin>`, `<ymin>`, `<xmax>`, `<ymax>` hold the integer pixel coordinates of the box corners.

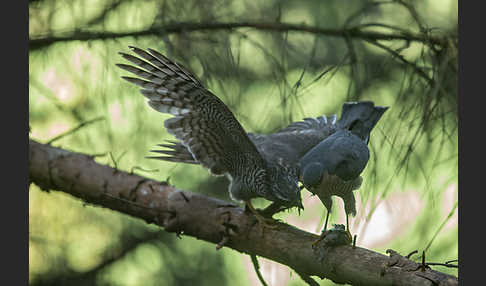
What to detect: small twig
<box><xmin>216</xmin><ymin>235</ymin><xmax>229</xmax><ymax>250</ymax></box>
<box><xmin>395</xmin><ymin>0</ymin><xmax>428</xmax><ymax>34</ymax></box>
<box><xmin>343</xmin><ymin>1</ymin><xmax>395</xmax><ymax>28</ymax></box>
<box><xmin>406</xmin><ymin>250</ymin><xmax>418</xmax><ymax>259</ymax></box>
<box><xmin>299</xmin><ymin>54</ymin><xmax>346</xmax><ymax>94</ymax></box>
<box><xmin>362</xmin><ymin>38</ymin><xmax>434</xmax><ymax>86</ymax></box>
<box><xmin>352</xmin><ymin>234</ymin><xmax>357</xmax><ymax>249</ymax></box>
<box><xmin>109</xmin><ymin>150</ymin><xmax>128</xmax><ymax>172</ymax></box>
<box><xmin>425</xmin><ymin>262</ymin><xmax>458</xmax><ymax>269</ymax></box>
<box><xmin>90</xmin><ymin>152</ymin><xmax>110</xmax><ymax>158</ymax></box>
<box><xmin>353</xmin><ymin>22</ymin><xmax>413</xmax><ymax>35</ymax></box>
<box><xmin>109</xmin><ymin>152</ymin><xmax>118</xmax><ymax>170</ymax></box>
<box><xmin>46</xmin><ymin>116</ymin><xmax>105</xmax><ymax>145</ymax></box>
<box><xmin>424</xmin><ymin>201</ymin><xmax>458</xmax><ymax>252</ymax></box>
<box><xmin>344</xmin><ymin>35</ymin><xmax>360</xmax><ymax>99</ymax></box>
<box><xmin>296</xmin><ymin>270</ymin><xmax>320</xmax><ymax>286</ymax></box>
<box><xmin>116</xmin><ymin>150</ymin><xmax>128</xmax><ymax>165</ymax></box>
<box><xmin>250</xmin><ymin>254</ymin><xmax>269</xmax><ymax>286</ymax></box>
<box><xmin>130</xmin><ymin>166</ymin><xmax>159</xmax><ymax>174</ymax></box>
<box><xmin>421</xmin><ymin>251</ymin><xmax>426</xmax><ymax>272</ymax></box>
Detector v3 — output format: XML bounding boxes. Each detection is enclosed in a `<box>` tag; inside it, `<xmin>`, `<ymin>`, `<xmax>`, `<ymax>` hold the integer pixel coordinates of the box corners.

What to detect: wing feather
<box><xmin>118</xmin><ymin>46</ymin><xmax>265</xmax><ymax>176</ymax></box>
<box><xmin>276</xmin><ymin>115</ymin><xmax>337</xmax><ymax>133</ymax></box>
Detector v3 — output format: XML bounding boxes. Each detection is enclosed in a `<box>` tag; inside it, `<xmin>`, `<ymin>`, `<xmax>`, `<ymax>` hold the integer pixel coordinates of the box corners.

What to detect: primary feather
<box><xmin>117</xmin><ymin>46</ymin><xmax>302</xmax><ymax>208</ymax></box>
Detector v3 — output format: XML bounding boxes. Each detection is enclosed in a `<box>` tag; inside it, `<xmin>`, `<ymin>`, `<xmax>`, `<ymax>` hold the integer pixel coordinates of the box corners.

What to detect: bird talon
<box><xmin>245</xmin><ymin>201</ymin><xmax>279</xmax><ymax>236</ymax></box>
<box><xmin>256</xmin><ymin>216</ymin><xmax>279</xmax><ymax>228</ymax></box>
<box><xmin>311</xmin><ymin>234</ymin><xmax>326</xmax><ymax>249</ymax></box>
<box><xmin>312</xmin><ymin>224</ymin><xmax>352</xmax><ymax>249</ymax></box>
<box><xmin>311</xmin><ymin>225</ymin><xmax>330</xmax><ymax>248</ymax></box>
<box><xmin>254</xmin><ymin>214</ymin><xmax>279</xmax><ymax>237</ymax></box>
<box><xmin>345</xmin><ymin>230</ymin><xmax>353</xmax><ymax>243</ymax></box>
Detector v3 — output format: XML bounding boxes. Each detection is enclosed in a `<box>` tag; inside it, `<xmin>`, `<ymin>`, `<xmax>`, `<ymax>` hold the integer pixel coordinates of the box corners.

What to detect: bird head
<box><xmin>266</xmin><ymin>164</ymin><xmax>303</xmax><ymax>210</ymax></box>
<box><xmin>299</xmin><ymin>130</ymin><xmax>370</xmax><ymax>185</ymax></box>
<box><xmin>300</xmin><ymin>162</ymin><xmax>325</xmax><ymax>189</ymax></box>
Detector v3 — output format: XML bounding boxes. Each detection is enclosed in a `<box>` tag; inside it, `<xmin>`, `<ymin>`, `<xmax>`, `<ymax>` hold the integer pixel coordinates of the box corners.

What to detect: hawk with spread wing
<box><xmin>157</xmin><ymin>98</ymin><xmax>388</xmax><ymax>239</ymax></box>
<box><xmin>116</xmin><ymin>46</ymin><xmax>302</xmax><ymax>228</ymax></box>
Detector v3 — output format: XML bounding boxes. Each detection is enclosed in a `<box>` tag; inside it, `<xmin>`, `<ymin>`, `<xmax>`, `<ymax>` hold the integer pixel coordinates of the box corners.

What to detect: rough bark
<box><xmin>29</xmin><ymin>139</ymin><xmax>458</xmax><ymax>286</ymax></box>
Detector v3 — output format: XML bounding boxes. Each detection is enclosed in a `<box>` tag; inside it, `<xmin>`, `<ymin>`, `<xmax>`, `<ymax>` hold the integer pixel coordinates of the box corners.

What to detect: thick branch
<box><xmin>29</xmin><ymin>21</ymin><xmax>445</xmax><ymax>50</ymax></box>
<box><xmin>29</xmin><ymin>139</ymin><xmax>458</xmax><ymax>286</ymax></box>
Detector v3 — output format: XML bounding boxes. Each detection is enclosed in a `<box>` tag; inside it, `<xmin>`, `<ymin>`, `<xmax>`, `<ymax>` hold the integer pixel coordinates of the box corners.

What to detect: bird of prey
<box><xmin>158</xmin><ymin>100</ymin><xmax>387</xmax><ymax>211</ymax></box>
<box><xmin>299</xmin><ymin>101</ymin><xmax>388</xmax><ymax>242</ymax></box>
<box><xmin>153</xmin><ymin>113</ymin><xmax>344</xmax><ymax>216</ymax></box>
<box><xmin>116</xmin><ymin>46</ymin><xmax>302</xmax><ymax>228</ymax></box>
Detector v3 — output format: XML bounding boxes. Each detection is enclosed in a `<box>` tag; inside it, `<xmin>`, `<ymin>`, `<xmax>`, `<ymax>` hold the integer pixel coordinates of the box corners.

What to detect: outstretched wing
<box><xmin>152</xmin><ymin>140</ymin><xmax>198</xmax><ymax>164</ymax></box>
<box><xmin>117</xmin><ymin>46</ymin><xmax>265</xmax><ymax>176</ymax></box>
<box><xmin>247</xmin><ymin>115</ymin><xmax>339</xmax><ymax>167</ymax></box>
<box><xmin>151</xmin><ymin>114</ymin><xmax>340</xmax><ymax>168</ymax></box>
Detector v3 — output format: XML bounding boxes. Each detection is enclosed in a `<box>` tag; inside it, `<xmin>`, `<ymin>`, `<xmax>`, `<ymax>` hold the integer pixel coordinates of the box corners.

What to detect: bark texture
<box><xmin>29</xmin><ymin>139</ymin><xmax>458</xmax><ymax>286</ymax></box>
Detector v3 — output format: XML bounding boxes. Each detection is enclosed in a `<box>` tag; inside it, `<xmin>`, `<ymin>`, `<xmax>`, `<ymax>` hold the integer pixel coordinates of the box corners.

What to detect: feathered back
<box><xmin>275</xmin><ymin>115</ymin><xmax>337</xmax><ymax>133</ymax></box>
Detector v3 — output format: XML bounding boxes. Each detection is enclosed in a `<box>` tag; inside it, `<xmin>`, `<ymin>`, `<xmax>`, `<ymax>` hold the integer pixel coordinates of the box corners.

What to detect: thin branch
<box><xmin>250</xmin><ymin>254</ymin><xmax>269</xmax><ymax>286</ymax></box>
<box><xmin>29</xmin><ymin>21</ymin><xmax>446</xmax><ymax>50</ymax></box>
<box><xmin>45</xmin><ymin>116</ymin><xmax>105</xmax><ymax>145</ymax></box>
<box><xmin>343</xmin><ymin>1</ymin><xmax>395</xmax><ymax>28</ymax></box>
<box><xmin>296</xmin><ymin>271</ymin><xmax>320</xmax><ymax>286</ymax></box>
<box><xmin>394</xmin><ymin>0</ymin><xmax>428</xmax><ymax>34</ymax></box>
<box><xmin>425</xmin><ymin>262</ymin><xmax>458</xmax><ymax>269</ymax></box>
<box><xmin>362</xmin><ymin>38</ymin><xmax>434</xmax><ymax>86</ymax></box>
<box><xmin>424</xmin><ymin>201</ymin><xmax>458</xmax><ymax>253</ymax></box>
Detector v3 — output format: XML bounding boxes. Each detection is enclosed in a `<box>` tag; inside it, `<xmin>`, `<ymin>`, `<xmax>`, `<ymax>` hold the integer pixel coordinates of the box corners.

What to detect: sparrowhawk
<box><xmin>116</xmin><ymin>46</ymin><xmax>302</xmax><ymax>228</ymax></box>
<box><xmin>299</xmin><ymin>101</ymin><xmax>388</xmax><ymax>242</ymax></box>
<box><xmin>158</xmin><ymin>100</ymin><xmax>388</xmax><ymax>235</ymax></box>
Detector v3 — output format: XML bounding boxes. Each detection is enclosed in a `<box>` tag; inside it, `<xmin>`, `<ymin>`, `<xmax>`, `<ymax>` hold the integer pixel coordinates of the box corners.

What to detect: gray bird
<box><xmin>116</xmin><ymin>46</ymin><xmax>302</xmax><ymax>228</ymax></box>
<box><xmin>156</xmin><ymin>113</ymin><xmax>343</xmax><ymax>216</ymax></box>
<box><xmin>299</xmin><ymin>102</ymin><xmax>388</xmax><ymax>242</ymax></box>
<box><xmin>158</xmin><ymin>101</ymin><xmax>388</xmax><ymax>222</ymax></box>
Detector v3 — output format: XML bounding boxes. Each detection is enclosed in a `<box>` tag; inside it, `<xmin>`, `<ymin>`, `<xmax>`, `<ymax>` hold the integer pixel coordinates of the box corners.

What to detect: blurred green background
<box><xmin>29</xmin><ymin>0</ymin><xmax>458</xmax><ymax>285</ymax></box>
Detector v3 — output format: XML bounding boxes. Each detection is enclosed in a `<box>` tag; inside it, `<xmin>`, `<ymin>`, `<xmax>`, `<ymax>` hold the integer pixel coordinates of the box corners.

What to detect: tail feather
<box><xmin>148</xmin><ymin>140</ymin><xmax>197</xmax><ymax>164</ymax></box>
<box><xmin>337</xmin><ymin>101</ymin><xmax>388</xmax><ymax>142</ymax></box>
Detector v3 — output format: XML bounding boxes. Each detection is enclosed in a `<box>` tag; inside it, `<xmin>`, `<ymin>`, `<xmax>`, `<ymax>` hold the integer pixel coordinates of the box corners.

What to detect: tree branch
<box><xmin>29</xmin><ymin>139</ymin><xmax>458</xmax><ymax>286</ymax></box>
<box><xmin>29</xmin><ymin>21</ymin><xmax>446</xmax><ymax>50</ymax></box>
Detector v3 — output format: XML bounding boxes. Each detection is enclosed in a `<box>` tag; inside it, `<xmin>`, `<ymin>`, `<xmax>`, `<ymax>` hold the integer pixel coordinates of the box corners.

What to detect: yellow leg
<box><xmin>345</xmin><ymin>215</ymin><xmax>353</xmax><ymax>242</ymax></box>
<box><xmin>324</xmin><ymin>210</ymin><xmax>330</xmax><ymax>233</ymax></box>
<box><xmin>312</xmin><ymin>210</ymin><xmax>330</xmax><ymax>247</ymax></box>
<box><xmin>245</xmin><ymin>201</ymin><xmax>278</xmax><ymax>235</ymax></box>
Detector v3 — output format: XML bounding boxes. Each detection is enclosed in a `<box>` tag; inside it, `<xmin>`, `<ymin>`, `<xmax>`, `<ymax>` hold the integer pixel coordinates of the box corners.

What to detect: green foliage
<box><xmin>29</xmin><ymin>0</ymin><xmax>457</xmax><ymax>285</ymax></box>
